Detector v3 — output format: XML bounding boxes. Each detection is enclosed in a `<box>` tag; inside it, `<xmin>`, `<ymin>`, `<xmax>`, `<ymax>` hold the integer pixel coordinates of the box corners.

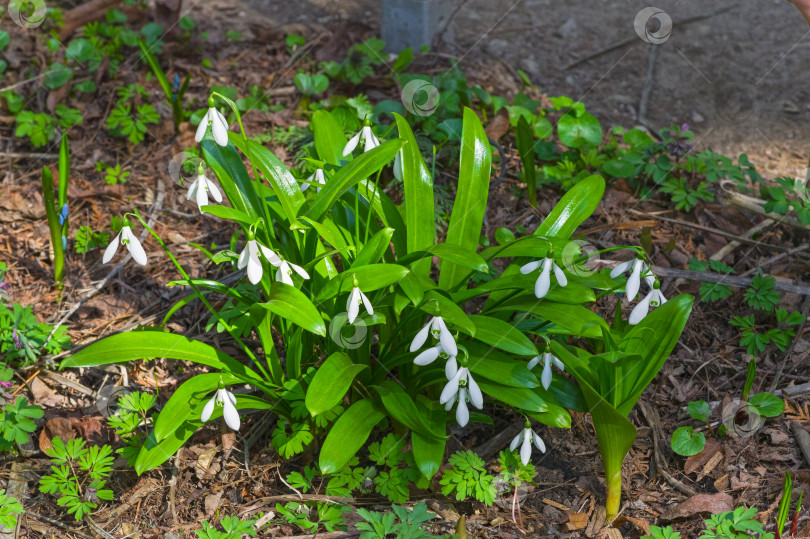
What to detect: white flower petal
<box><xmin>276</xmin><ymin>266</ymin><xmax>293</xmax><ymax>286</ymax></box>
<box><xmin>187</xmin><ymin>177</ymin><xmax>199</xmax><ymax>200</ymax></box>
<box><xmin>553</xmin><ymin>262</ymin><xmax>567</xmax><ymax>287</ymax></box>
<box><xmin>194</xmin><ymin>109</ymin><xmax>210</xmax><ymax>143</ymax></box>
<box><xmin>541</xmin><ymin>356</ymin><xmax>553</xmax><ymax>390</ymax></box>
<box><xmin>221</xmin><ymin>392</ymin><xmax>241</xmax><ymax>431</ymax></box>
<box><xmin>552</xmin><ymin>355</ymin><xmax>565</xmax><ymax>371</ymax></box>
<box><xmin>629</xmin><ymin>291</ymin><xmax>653</xmax><ymax>325</ymax></box>
<box><xmin>467</xmin><ymin>373</ymin><xmax>483</xmax><ymax>409</ymax></box>
<box><xmin>532</xmin><ymin>430</ymin><xmax>546</xmax><ymax>452</ymax></box>
<box><xmin>196</xmin><ymin>178</ymin><xmax>209</xmax><ymax>210</ymax></box>
<box><xmin>206</xmin><ymin>177</ymin><xmax>223</xmax><ymax>203</ymax></box>
<box><xmin>102</xmin><ymin>232</ymin><xmax>121</xmax><ymax>264</ymax></box>
<box><xmin>347</xmin><ymin>288</ymin><xmax>360</xmax><ymax>324</ymax></box>
<box><xmin>535</xmin><ymin>259</ymin><xmax>552</xmax><ymax>299</ymax></box>
<box><xmin>527</xmin><ymin>356</ymin><xmax>541</xmax><ymax>370</ymax></box>
<box><xmin>440</xmin><ymin>369</ymin><xmax>463</xmax><ymax>404</ymax></box>
<box><xmin>510</xmin><ymin>432</ymin><xmax>522</xmax><ymax>451</ymax></box>
<box><xmin>301</xmin><ymin>172</ymin><xmax>313</xmax><ymax>192</ymax></box>
<box><xmin>520</xmin><ymin>430</ymin><xmax>532</xmax><ymax>465</ymax></box>
<box><xmin>246</xmin><ymin>243</ymin><xmax>263</xmax><ymax>284</ymax></box>
<box><xmin>414</xmin><ymin>345</ymin><xmax>440</xmax><ymax>366</ymax></box>
<box><xmin>445</xmin><ymin>356</ymin><xmax>458</xmax><ymax>380</ymax></box>
<box><xmin>237</xmin><ymin>245</ymin><xmax>249</xmax><ymax>269</ymax></box>
<box><xmin>520</xmin><ymin>260</ymin><xmax>542</xmax><ymax>274</ymax></box>
<box><xmin>315</xmin><ymin>169</ymin><xmax>326</xmax><ymax>187</ymax></box>
<box><xmin>360</xmin><ymin>290</ymin><xmax>374</xmax><ymax>316</ymax></box>
<box><xmin>436</xmin><ymin>317</ymin><xmax>457</xmax><ymax>356</ymax></box>
<box><xmin>211</xmin><ymin>108</ymin><xmax>230</xmax><ymax>146</ymax></box>
<box><xmin>258</xmin><ymin>245</ymin><xmax>282</xmax><ymax>266</ymax></box>
<box><xmin>610</xmin><ymin>259</ymin><xmax>633</xmax><ymax>278</ymax></box>
<box><xmin>627</xmin><ymin>259</ymin><xmax>643</xmax><ymax>300</ymax></box>
<box><xmin>456</xmin><ymin>389</ymin><xmax>469</xmax><ymax>427</ymax></box>
<box><xmin>410</xmin><ymin>321</ymin><xmax>432</xmax><ymax>352</ymax></box>
<box><xmin>201</xmin><ymin>393</ymin><xmax>217</xmax><ymax>422</ymax></box>
<box><xmin>288</xmin><ymin>262</ymin><xmax>310</xmax><ymax>280</ymax></box>
<box><xmin>343</xmin><ymin>132</ymin><xmax>361</xmax><ymax>156</ymax></box>
<box><xmin>124</xmin><ymin>227</ymin><xmax>147</xmax><ymax>266</ymax></box>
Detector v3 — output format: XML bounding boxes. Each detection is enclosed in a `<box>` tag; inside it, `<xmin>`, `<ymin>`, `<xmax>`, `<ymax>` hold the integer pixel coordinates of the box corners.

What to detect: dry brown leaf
<box><xmin>564</xmin><ymin>512</ymin><xmax>589</xmax><ymax>531</ymax></box>
<box><xmin>660</xmin><ymin>493</ymin><xmax>733</xmax><ymax>521</ymax></box>
<box><xmin>484</xmin><ymin>108</ymin><xmax>511</xmax><ymax>141</ymax></box>
<box><xmin>684</xmin><ymin>437</ymin><xmax>722</xmax><ymax>474</ymax></box>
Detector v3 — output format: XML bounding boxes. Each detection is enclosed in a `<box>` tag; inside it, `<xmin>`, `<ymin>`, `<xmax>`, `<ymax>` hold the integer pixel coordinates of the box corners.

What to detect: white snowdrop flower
<box><xmin>275</xmin><ymin>259</ymin><xmax>310</xmax><ymax>287</ymax></box>
<box><xmin>444</xmin><ymin>355</ymin><xmax>458</xmax><ymax>380</ymax></box>
<box><xmin>509</xmin><ymin>423</ymin><xmax>546</xmax><ymax>465</ymax></box>
<box><xmin>201</xmin><ymin>386</ymin><xmax>240</xmax><ymax>431</ymax></box>
<box><xmin>440</xmin><ymin>367</ymin><xmax>483</xmax><ymax>427</ymax></box>
<box><xmin>343</xmin><ymin>120</ymin><xmax>380</xmax><ymax>156</ymax></box>
<box><xmin>629</xmin><ymin>276</ymin><xmax>667</xmax><ymax>325</ymax></box>
<box><xmin>186</xmin><ymin>165</ymin><xmax>223</xmax><ymax>212</ymax></box>
<box><xmin>347</xmin><ymin>279</ymin><xmax>373</xmax><ymax>324</ymax></box>
<box><xmin>610</xmin><ymin>256</ymin><xmax>648</xmax><ymax>300</ymax></box>
<box><xmin>413</xmin><ymin>343</ymin><xmax>444</xmax><ymax>366</ymax></box>
<box><xmin>195</xmin><ymin>98</ymin><xmax>230</xmax><ymax>146</ymax></box>
<box><xmin>301</xmin><ymin>169</ymin><xmax>326</xmax><ymax>193</ymax></box>
<box><xmin>237</xmin><ymin>238</ymin><xmax>280</xmax><ymax>285</ymax></box>
<box><xmin>520</xmin><ymin>256</ymin><xmax>567</xmax><ymax>299</ymax></box>
<box><xmin>527</xmin><ymin>349</ymin><xmax>565</xmax><ymax>390</ymax></box>
<box><xmin>410</xmin><ymin>316</ymin><xmax>458</xmax><ymax>356</ymax></box>
<box><xmin>103</xmin><ymin>221</ymin><xmax>147</xmax><ymax>266</ymax></box>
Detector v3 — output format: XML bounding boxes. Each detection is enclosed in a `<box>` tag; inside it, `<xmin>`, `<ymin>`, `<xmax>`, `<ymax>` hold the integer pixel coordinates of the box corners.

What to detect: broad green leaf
<box><xmin>516</xmin><ymin>115</ymin><xmax>537</xmax><ymax>207</ymax></box>
<box><xmin>467</xmin><ymin>315</ymin><xmax>538</xmax><ymax>356</ymax></box>
<box><xmin>466</xmin><ymin>343</ymin><xmax>539</xmax><ymax>388</ymax></box>
<box><xmin>411</xmin><ymin>396</ymin><xmax>446</xmax><ymax>478</ymax></box>
<box><xmin>670</xmin><ymin>426</ymin><xmax>706</xmax><ymax>456</ymax></box>
<box><xmin>61</xmin><ymin>332</ymin><xmax>268</xmax><ymax>389</ymax></box>
<box><xmin>357</xmin><ymin>177</ymin><xmax>408</xmax><ymax>256</ymax></box>
<box><xmin>374</xmin><ymin>381</ymin><xmax>445</xmax><ymax>440</ymax></box>
<box><xmin>305</xmin><ymin>139</ymin><xmax>403</xmax><ymax>221</ymax></box>
<box><xmin>557</xmin><ymin>112</ymin><xmax>602</xmax><ymax>148</ymax></box>
<box><xmin>320</xmin><ymin>399</ymin><xmax>385</xmax><ymax>473</ymax></box>
<box><xmin>202</xmin><ymin>139</ymin><xmax>264</xmax><ymax>222</ymax></box>
<box><xmin>394</xmin><ymin>113</ymin><xmax>434</xmax><ymax>278</ymax></box>
<box><xmin>439</xmin><ymin>108</ymin><xmax>492</xmax><ymax>290</ymax></box>
<box><xmin>305</xmin><ymin>352</ymin><xmax>367</xmax><ymax>416</ymax></box>
<box><xmin>534</xmin><ymin>174</ymin><xmax>605</xmax><ymax>238</ymax></box>
<box><xmin>748</xmin><ymin>392</ymin><xmax>785</xmax><ymax>417</ymax></box>
<box><xmin>167</xmin><ymin>278</ymin><xmax>248</xmax><ymax>304</ymax></box>
<box><xmin>312</xmin><ymin>109</ymin><xmax>347</xmax><ymax>166</ymax></box>
<box><xmin>400</xmin><ymin>243</ymin><xmax>488</xmax><ymax>274</ymax></box>
<box><xmin>687</xmin><ymin>400</ymin><xmax>711</xmax><ymax>422</ymax></box>
<box><xmin>352</xmin><ymin>227</ymin><xmax>394</xmax><ymax>267</ymax></box>
<box><xmin>527</xmin><ymin>401</ymin><xmax>571</xmax><ymax>428</ymax></box>
<box><xmin>256</xmin><ymin>282</ymin><xmax>326</xmax><ymax>336</ymax></box>
<box><xmin>491</xmin><ymin>298</ymin><xmax>604</xmax><ymax>338</ymax></box>
<box><xmin>319</xmin><ymin>263</ymin><xmax>409</xmax><ymax>299</ymax></box>
<box><xmin>476</xmin><ymin>379</ymin><xmax>547</xmax><ymax>413</ymax></box>
<box><xmin>455</xmin><ymin>274</ymin><xmax>594</xmax><ymax>304</ymax></box>
<box><xmin>201</xmin><ymin>204</ymin><xmax>253</xmax><ymax>226</ymax></box>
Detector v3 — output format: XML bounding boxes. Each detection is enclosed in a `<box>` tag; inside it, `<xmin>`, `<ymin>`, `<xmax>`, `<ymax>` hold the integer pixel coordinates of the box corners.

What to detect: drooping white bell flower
<box><xmin>103</xmin><ymin>221</ymin><xmax>147</xmax><ymax>266</ymax></box>
<box><xmin>347</xmin><ymin>281</ymin><xmax>373</xmax><ymax>324</ymax></box>
<box><xmin>195</xmin><ymin>98</ymin><xmax>230</xmax><ymax>146</ymax></box>
<box><xmin>201</xmin><ymin>385</ymin><xmax>240</xmax><ymax>431</ymax></box>
<box><xmin>343</xmin><ymin>119</ymin><xmax>380</xmax><ymax>156</ymax></box>
<box><xmin>187</xmin><ymin>164</ymin><xmax>223</xmax><ymax>212</ymax></box>
<box><xmin>445</xmin><ymin>355</ymin><xmax>458</xmax><ymax>380</ymax></box>
<box><xmin>440</xmin><ymin>366</ymin><xmax>483</xmax><ymax>427</ymax></box>
<box><xmin>520</xmin><ymin>256</ymin><xmax>567</xmax><ymax>299</ymax></box>
<box><xmin>410</xmin><ymin>316</ymin><xmax>458</xmax><ymax>357</ymax></box>
<box><xmin>527</xmin><ymin>349</ymin><xmax>565</xmax><ymax>390</ymax></box>
<box><xmin>301</xmin><ymin>169</ymin><xmax>326</xmax><ymax>193</ymax></box>
<box><xmin>275</xmin><ymin>258</ymin><xmax>310</xmax><ymax>287</ymax></box>
<box><xmin>509</xmin><ymin>422</ymin><xmax>546</xmax><ymax>465</ymax></box>
<box><xmin>237</xmin><ymin>238</ymin><xmax>281</xmax><ymax>285</ymax></box>
<box><xmin>629</xmin><ymin>276</ymin><xmax>667</xmax><ymax>325</ymax></box>
<box><xmin>610</xmin><ymin>257</ymin><xmax>648</xmax><ymax>300</ymax></box>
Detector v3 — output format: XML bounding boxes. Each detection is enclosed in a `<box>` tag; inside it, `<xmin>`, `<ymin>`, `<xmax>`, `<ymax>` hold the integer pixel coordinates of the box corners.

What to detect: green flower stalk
<box><xmin>40</xmin><ymin>132</ymin><xmax>70</xmax><ymax>289</ymax></box>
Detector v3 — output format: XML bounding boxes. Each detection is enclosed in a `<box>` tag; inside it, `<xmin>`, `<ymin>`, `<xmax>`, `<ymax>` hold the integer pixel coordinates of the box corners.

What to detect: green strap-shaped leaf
<box><xmin>467</xmin><ymin>315</ymin><xmax>538</xmax><ymax>356</ymax></box>
<box><xmin>491</xmin><ymin>298</ymin><xmax>604</xmax><ymax>338</ymax></box>
<box><xmin>455</xmin><ymin>274</ymin><xmax>595</xmax><ymax>305</ymax></box>
<box><xmin>394</xmin><ymin>113</ymin><xmax>434</xmax><ymax>278</ymax></box>
<box><xmin>312</xmin><ymin>109</ymin><xmax>347</xmax><ymax>166</ymax></box>
<box><xmin>352</xmin><ymin>227</ymin><xmax>394</xmax><ymax>267</ymax></box>
<box><xmin>61</xmin><ymin>332</ymin><xmax>268</xmax><ymax>389</ymax></box>
<box><xmin>153</xmin><ymin>372</ymin><xmax>238</xmax><ymax>442</ymax></box>
<box><xmin>232</xmin><ymin>137</ymin><xmax>305</xmax><ymax>222</ymax></box>
<box><xmin>305</xmin><ymin>352</ymin><xmax>367</xmax><ymax>416</ymax></box>
<box><xmin>399</xmin><ymin>243</ymin><xmax>488</xmax><ymax>274</ymax></box>
<box><xmin>476</xmin><ymin>379</ymin><xmax>547</xmax><ymax>413</ymax></box>
<box><xmin>201</xmin><ymin>139</ymin><xmax>263</xmax><ymax>221</ymax></box>
<box><xmin>534</xmin><ymin>174</ymin><xmax>605</xmax><ymax>238</ymax></box>
<box><xmin>256</xmin><ymin>282</ymin><xmax>326</xmax><ymax>336</ymax></box>
<box><xmin>374</xmin><ymin>381</ymin><xmax>446</xmax><ymax>440</ymax></box>
<box><xmin>201</xmin><ymin>204</ymin><xmax>253</xmax><ymax>226</ymax></box>
<box><xmin>318</xmin><ymin>263</ymin><xmax>409</xmax><ymax>300</ymax></box>
<box><xmin>516</xmin><ymin>115</ymin><xmax>536</xmax><ymax>207</ymax></box>
<box><xmin>305</xmin><ymin>139</ymin><xmax>404</xmax><ymax>221</ymax></box>
<box><xmin>357</xmin><ymin>177</ymin><xmax>407</xmax><ymax>256</ymax></box>
<box><xmin>439</xmin><ymin>108</ymin><xmax>492</xmax><ymax>290</ymax></box>
<box><xmin>411</xmin><ymin>396</ymin><xmax>446</xmax><ymax>479</ymax></box>
<box><xmin>465</xmin><ymin>342</ymin><xmax>539</xmax><ymax>388</ymax></box>
<box><xmin>320</xmin><ymin>399</ymin><xmax>385</xmax><ymax>474</ymax></box>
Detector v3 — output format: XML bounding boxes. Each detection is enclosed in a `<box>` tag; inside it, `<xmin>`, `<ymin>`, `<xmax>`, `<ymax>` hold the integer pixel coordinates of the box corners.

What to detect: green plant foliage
<box><xmin>356</xmin><ymin>502</ymin><xmax>442</xmax><ymax>539</ymax></box>
<box><xmin>75</xmin><ymin>226</ymin><xmax>110</xmax><ymax>254</ymax></box>
<box><xmin>195</xmin><ymin>516</ymin><xmax>257</xmax><ymax>538</ymax></box>
<box><xmin>0</xmin><ymin>397</ymin><xmax>44</xmax><ymax>452</ymax></box>
<box><xmin>671</xmin><ymin>426</ymin><xmax>706</xmax><ymax>456</ymax></box>
<box><xmin>439</xmin><ymin>450</ymin><xmax>496</xmax><ymax>505</ymax></box>
<box><xmin>0</xmin><ymin>303</ymin><xmax>71</xmax><ymax>366</ymax></box>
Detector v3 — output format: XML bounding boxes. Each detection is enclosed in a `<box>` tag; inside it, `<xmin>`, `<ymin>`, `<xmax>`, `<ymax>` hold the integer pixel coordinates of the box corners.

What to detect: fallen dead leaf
<box><xmin>660</xmin><ymin>493</ymin><xmax>733</xmax><ymax>521</ymax></box>
<box><xmin>484</xmin><ymin>108</ymin><xmax>511</xmax><ymax>141</ymax></box>
<box><xmin>204</xmin><ymin>491</ymin><xmax>223</xmax><ymax>517</ymax></box>
<box><xmin>684</xmin><ymin>437</ymin><xmax>721</xmax><ymax>474</ymax></box>
<box><xmin>195</xmin><ymin>447</ymin><xmax>219</xmax><ymax>480</ymax></box>
<box><xmin>39</xmin><ymin>416</ymin><xmax>79</xmax><ymax>453</ymax></box>
<box><xmin>564</xmin><ymin>512</ymin><xmax>589</xmax><ymax>531</ymax></box>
